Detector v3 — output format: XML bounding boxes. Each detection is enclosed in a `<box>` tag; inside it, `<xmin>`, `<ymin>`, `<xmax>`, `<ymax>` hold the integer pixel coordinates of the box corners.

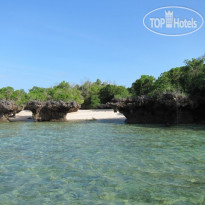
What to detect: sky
<box><xmin>0</xmin><ymin>0</ymin><xmax>205</xmax><ymax>90</ymax></box>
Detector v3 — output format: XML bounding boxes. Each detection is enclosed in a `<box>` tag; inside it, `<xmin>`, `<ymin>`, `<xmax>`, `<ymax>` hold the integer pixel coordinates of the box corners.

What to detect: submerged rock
<box><xmin>25</xmin><ymin>100</ymin><xmax>80</xmax><ymax>121</ymax></box>
<box><xmin>0</xmin><ymin>100</ymin><xmax>23</xmax><ymax>122</ymax></box>
<box><xmin>109</xmin><ymin>93</ymin><xmax>205</xmax><ymax>124</ymax></box>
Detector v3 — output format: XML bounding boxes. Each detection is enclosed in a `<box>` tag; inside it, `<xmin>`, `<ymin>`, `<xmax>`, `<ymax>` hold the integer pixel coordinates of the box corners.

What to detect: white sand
<box><xmin>9</xmin><ymin>110</ymin><xmax>33</xmax><ymax>122</ymax></box>
<box><xmin>66</xmin><ymin>109</ymin><xmax>125</xmax><ymax>121</ymax></box>
<box><xmin>8</xmin><ymin>109</ymin><xmax>125</xmax><ymax>122</ymax></box>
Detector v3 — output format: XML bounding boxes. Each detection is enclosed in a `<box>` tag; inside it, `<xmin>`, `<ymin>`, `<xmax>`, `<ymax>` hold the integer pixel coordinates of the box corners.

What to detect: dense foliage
<box><xmin>78</xmin><ymin>79</ymin><xmax>130</xmax><ymax>108</ymax></box>
<box><xmin>131</xmin><ymin>75</ymin><xmax>155</xmax><ymax>96</ymax></box>
<box><xmin>0</xmin><ymin>87</ymin><xmax>27</xmax><ymax>105</ymax></box>
<box><xmin>0</xmin><ymin>80</ymin><xmax>130</xmax><ymax>108</ymax></box>
<box><xmin>130</xmin><ymin>56</ymin><xmax>205</xmax><ymax>99</ymax></box>
<box><xmin>0</xmin><ymin>56</ymin><xmax>204</xmax><ymax>107</ymax></box>
<box><xmin>28</xmin><ymin>81</ymin><xmax>84</xmax><ymax>104</ymax></box>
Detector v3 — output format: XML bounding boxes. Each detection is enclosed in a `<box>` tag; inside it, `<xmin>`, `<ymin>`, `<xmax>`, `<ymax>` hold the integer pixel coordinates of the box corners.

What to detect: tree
<box><xmin>95</xmin><ymin>79</ymin><xmax>102</xmax><ymax>86</ymax></box>
<box><xmin>90</xmin><ymin>95</ymin><xmax>101</xmax><ymax>108</ymax></box>
<box><xmin>99</xmin><ymin>84</ymin><xmax>130</xmax><ymax>104</ymax></box>
<box><xmin>55</xmin><ymin>81</ymin><xmax>70</xmax><ymax>89</ymax></box>
<box><xmin>28</xmin><ymin>86</ymin><xmax>49</xmax><ymax>101</ymax></box>
<box><xmin>0</xmin><ymin>55</ymin><xmax>205</xmax><ymax>108</ymax></box>
<box><xmin>48</xmin><ymin>81</ymin><xmax>84</xmax><ymax>104</ymax></box>
<box><xmin>131</xmin><ymin>75</ymin><xmax>155</xmax><ymax>96</ymax></box>
<box><xmin>79</xmin><ymin>80</ymin><xmax>105</xmax><ymax>108</ymax></box>
<box><xmin>10</xmin><ymin>89</ymin><xmax>28</xmax><ymax>105</ymax></box>
<box><xmin>0</xmin><ymin>87</ymin><xmax>14</xmax><ymax>100</ymax></box>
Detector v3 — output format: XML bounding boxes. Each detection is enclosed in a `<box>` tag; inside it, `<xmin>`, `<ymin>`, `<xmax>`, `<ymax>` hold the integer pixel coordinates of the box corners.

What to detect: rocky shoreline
<box><xmin>25</xmin><ymin>101</ymin><xmax>80</xmax><ymax>122</ymax></box>
<box><xmin>109</xmin><ymin>93</ymin><xmax>205</xmax><ymax>124</ymax></box>
<box><xmin>1</xmin><ymin>94</ymin><xmax>205</xmax><ymax>124</ymax></box>
<box><xmin>0</xmin><ymin>100</ymin><xmax>80</xmax><ymax>122</ymax></box>
<box><xmin>0</xmin><ymin>100</ymin><xmax>23</xmax><ymax>122</ymax></box>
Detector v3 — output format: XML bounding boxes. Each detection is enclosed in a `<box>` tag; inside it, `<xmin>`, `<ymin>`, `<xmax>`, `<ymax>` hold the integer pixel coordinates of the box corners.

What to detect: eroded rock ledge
<box><xmin>0</xmin><ymin>100</ymin><xmax>23</xmax><ymax>122</ymax></box>
<box><xmin>109</xmin><ymin>94</ymin><xmax>205</xmax><ymax>124</ymax></box>
<box><xmin>25</xmin><ymin>100</ymin><xmax>80</xmax><ymax>122</ymax></box>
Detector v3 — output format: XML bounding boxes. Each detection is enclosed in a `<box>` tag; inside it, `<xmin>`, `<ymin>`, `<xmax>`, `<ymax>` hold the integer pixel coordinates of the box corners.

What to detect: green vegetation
<box><xmin>131</xmin><ymin>75</ymin><xmax>155</xmax><ymax>96</ymax></box>
<box><xmin>0</xmin><ymin>87</ymin><xmax>27</xmax><ymax>105</ymax></box>
<box><xmin>130</xmin><ymin>56</ymin><xmax>205</xmax><ymax>99</ymax></box>
<box><xmin>0</xmin><ymin>80</ymin><xmax>130</xmax><ymax>108</ymax></box>
<box><xmin>0</xmin><ymin>56</ymin><xmax>204</xmax><ymax>107</ymax></box>
<box><xmin>99</xmin><ymin>85</ymin><xmax>131</xmax><ymax>104</ymax></box>
<box><xmin>79</xmin><ymin>79</ymin><xmax>105</xmax><ymax>109</ymax></box>
<box><xmin>27</xmin><ymin>81</ymin><xmax>84</xmax><ymax>105</ymax></box>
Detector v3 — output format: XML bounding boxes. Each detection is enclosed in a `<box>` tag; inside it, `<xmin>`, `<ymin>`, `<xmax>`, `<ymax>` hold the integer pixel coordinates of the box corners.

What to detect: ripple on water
<box><xmin>0</xmin><ymin>121</ymin><xmax>205</xmax><ymax>204</ymax></box>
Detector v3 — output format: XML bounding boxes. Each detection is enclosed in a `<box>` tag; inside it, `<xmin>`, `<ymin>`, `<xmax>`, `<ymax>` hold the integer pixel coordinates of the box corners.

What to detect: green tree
<box><xmin>99</xmin><ymin>84</ymin><xmax>130</xmax><ymax>104</ymax></box>
<box><xmin>90</xmin><ymin>95</ymin><xmax>101</xmax><ymax>108</ymax></box>
<box><xmin>10</xmin><ymin>89</ymin><xmax>28</xmax><ymax>105</ymax></box>
<box><xmin>49</xmin><ymin>82</ymin><xmax>84</xmax><ymax>104</ymax></box>
<box><xmin>0</xmin><ymin>87</ymin><xmax>14</xmax><ymax>100</ymax></box>
<box><xmin>0</xmin><ymin>87</ymin><xmax>27</xmax><ymax>105</ymax></box>
<box><xmin>79</xmin><ymin>80</ymin><xmax>105</xmax><ymax>108</ymax></box>
<box><xmin>131</xmin><ymin>75</ymin><xmax>155</xmax><ymax>96</ymax></box>
<box><xmin>28</xmin><ymin>86</ymin><xmax>49</xmax><ymax>101</ymax></box>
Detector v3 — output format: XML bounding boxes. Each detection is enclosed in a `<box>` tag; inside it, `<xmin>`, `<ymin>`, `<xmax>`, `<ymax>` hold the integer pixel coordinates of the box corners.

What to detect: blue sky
<box><xmin>0</xmin><ymin>0</ymin><xmax>205</xmax><ymax>90</ymax></box>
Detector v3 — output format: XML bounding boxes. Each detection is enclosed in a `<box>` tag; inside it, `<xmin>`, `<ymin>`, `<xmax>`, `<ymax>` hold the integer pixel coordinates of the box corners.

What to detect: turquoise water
<box><xmin>0</xmin><ymin>120</ymin><xmax>205</xmax><ymax>205</ymax></box>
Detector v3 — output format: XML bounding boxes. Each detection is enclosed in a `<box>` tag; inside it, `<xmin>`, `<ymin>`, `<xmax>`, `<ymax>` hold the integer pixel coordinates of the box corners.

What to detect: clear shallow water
<box><xmin>0</xmin><ymin>120</ymin><xmax>205</xmax><ymax>205</ymax></box>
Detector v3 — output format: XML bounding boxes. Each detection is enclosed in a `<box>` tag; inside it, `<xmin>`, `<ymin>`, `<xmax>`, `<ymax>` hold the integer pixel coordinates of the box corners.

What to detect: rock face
<box><xmin>25</xmin><ymin>100</ymin><xmax>80</xmax><ymax>122</ymax></box>
<box><xmin>0</xmin><ymin>100</ymin><xmax>23</xmax><ymax>122</ymax></box>
<box><xmin>96</xmin><ymin>104</ymin><xmax>112</xmax><ymax>109</ymax></box>
<box><xmin>109</xmin><ymin>94</ymin><xmax>205</xmax><ymax>124</ymax></box>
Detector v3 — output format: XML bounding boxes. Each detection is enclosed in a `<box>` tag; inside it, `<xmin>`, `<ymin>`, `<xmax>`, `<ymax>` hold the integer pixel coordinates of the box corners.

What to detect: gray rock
<box><xmin>0</xmin><ymin>100</ymin><xmax>23</xmax><ymax>122</ymax></box>
<box><xmin>25</xmin><ymin>100</ymin><xmax>80</xmax><ymax>121</ymax></box>
<box><xmin>108</xmin><ymin>93</ymin><xmax>205</xmax><ymax>124</ymax></box>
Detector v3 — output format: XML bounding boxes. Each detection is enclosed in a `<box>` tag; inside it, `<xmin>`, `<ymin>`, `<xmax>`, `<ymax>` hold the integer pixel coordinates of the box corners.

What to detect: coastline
<box><xmin>8</xmin><ymin>109</ymin><xmax>126</xmax><ymax>122</ymax></box>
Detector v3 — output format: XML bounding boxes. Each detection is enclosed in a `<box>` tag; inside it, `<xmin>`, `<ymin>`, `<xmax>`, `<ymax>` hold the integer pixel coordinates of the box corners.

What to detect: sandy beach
<box><xmin>8</xmin><ymin>109</ymin><xmax>126</xmax><ymax>122</ymax></box>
